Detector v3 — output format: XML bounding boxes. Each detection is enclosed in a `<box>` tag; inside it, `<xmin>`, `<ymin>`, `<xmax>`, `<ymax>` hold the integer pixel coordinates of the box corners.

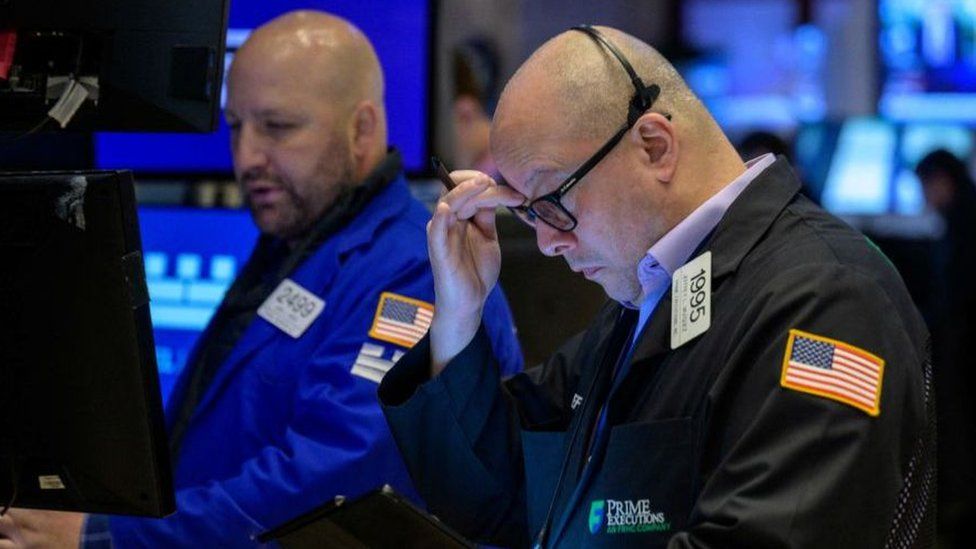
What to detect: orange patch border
<box><xmin>780</xmin><ymin>328</ymin><xmax>885</xmax><ymax>417</ymax></box>
<box><xmin>368</xmin><ymin>292</ymin><xmax>434</xmax><ymax>348</ymax></box>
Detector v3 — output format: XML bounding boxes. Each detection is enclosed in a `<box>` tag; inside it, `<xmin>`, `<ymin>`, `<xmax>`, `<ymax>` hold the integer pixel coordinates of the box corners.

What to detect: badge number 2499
<box><xmin>258</xmin><ymin>279</ymin><xmax>326</xmax><ymax>339</ymax></box>
<box><xmin>276</xmin><ymin>284</ymin><xmax>317</xmax><ymax>318</ymax></box>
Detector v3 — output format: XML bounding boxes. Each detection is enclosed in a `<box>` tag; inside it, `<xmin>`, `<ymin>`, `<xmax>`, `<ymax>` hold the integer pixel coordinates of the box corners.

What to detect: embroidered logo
<box><xmin>588</xmin><ymin>498</ymin><xmax>671</xmax><ymax>535</ymax></box>
<box><xmin>588</xmin><ymin>500</ymin><xmax>606</xmax><ymax>534</ymax></box>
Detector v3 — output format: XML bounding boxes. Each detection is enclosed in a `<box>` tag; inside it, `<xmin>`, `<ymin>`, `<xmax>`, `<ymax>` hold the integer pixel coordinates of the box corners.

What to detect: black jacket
<box><xmin>379</xmin><ymin>158</ymin><xmax>934</xmax><ymax>548</ymax></box>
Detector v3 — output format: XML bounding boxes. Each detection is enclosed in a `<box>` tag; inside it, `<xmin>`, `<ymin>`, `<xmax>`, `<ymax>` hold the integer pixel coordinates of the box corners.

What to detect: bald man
<box><xmin>379</xmin><ymin>26</ymin><xmax>934</xmax><ymax>547</ymax></box>
<box><xmin>0</xmin><ymin>10</ymin><xmax>523</xmax><ymax>548</ymax></box>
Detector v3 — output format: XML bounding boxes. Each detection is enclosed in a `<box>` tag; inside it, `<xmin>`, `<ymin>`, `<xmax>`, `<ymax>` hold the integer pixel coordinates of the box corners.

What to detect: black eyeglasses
<box><xmin>508</xmin><ymin>25</ymin><xmax>670</xmax><ymax>232</ymax></box>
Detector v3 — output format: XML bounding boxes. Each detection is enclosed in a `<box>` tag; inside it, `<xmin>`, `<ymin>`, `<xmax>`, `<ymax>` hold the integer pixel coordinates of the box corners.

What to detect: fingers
<box><xmin>0</xmin><ymin>512</ymin><xmax>20</xmax><ymax>546</ymax></box>
<box><xmin>0</xmin><ymin>510</ymin><xmax>83</xmax><ymax>549</ymax></box>
<box><xmin>439</xmin><ymin>172</ymin><xmax>525</xmax><ymax>221</ymax></box>
<box><xmin>427</xmin><ymin>201</ymin><xmax>453</xmax><ymax>267</ymax></box>
<box><xmin>472</xmin><ymin>205</ymin><xmax>498</xmax><ymax>242</ymax></box>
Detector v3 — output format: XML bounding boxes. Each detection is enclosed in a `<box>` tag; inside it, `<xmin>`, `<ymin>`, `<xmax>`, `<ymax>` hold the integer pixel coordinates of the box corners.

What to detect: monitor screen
<box><xmin>138</xmin><ymin>206</ymin><xmax>258</xmax><ymax>402</ymax></box>
<box><xmin>879</xmin><ymin>0</ymin><xmax>976</xmax><ymax>122</ymax></box>
<box><xmin>0</xmin><ymin>1</ymin><xmax>229</xmax><ymax>132</ymax></box>
<box><xmin>94</xmin><ymin>0</ymin><xmax>431</xmax><ymax>174</ymax></box>
<box><xmin>680</xmin><ymin>0</ymin><xmax>828</xmax><ymax>131</ymax></box>
<box><xmin>0</xmin><ymin>170</ymin><xmax>174</xmax><ymax>516</ymax></box>
<box><xmin>799</xmin><ymin>118</ymin><xmax>974</xmax><ymax>216</ymax></box>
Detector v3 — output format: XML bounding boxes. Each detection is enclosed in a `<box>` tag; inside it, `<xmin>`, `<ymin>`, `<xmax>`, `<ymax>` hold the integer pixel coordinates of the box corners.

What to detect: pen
<box><xmin>431</xmin><ymin>156</ymin><xmax>458</xmax><ymax>191</ymax></box>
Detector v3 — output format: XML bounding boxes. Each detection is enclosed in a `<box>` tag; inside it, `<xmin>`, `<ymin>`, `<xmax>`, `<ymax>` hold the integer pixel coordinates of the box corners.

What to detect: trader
<box><xmin>379</xmin><ymin>25</ymin><xmax>933</xmax><ymax>548</ymax></box>
<box><xmin>1</xmin><ymin>10</ymin><xmax>522</xmax><ymax>548</ymax></box>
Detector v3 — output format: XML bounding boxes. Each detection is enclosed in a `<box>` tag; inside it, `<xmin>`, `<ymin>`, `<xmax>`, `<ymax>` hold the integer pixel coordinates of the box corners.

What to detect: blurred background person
<box><xmin>451</xmin><ymin>37</ymin><xmax>503</xmax><ymax>180</ymax></box>
<box><xmin>916</xmin><ymin>149</ymin><xmax>976</xmax><ymax>548</ymax></box>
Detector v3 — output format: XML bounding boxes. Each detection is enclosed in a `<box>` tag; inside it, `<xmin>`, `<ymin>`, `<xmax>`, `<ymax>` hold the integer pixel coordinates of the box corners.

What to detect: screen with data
<box><xmin>795</xmin><ymin>118</ymin><xmax>974</xmax><ymax>215</ymax></box>
<box><xmin>879</xmin><ymin>0</ymin><xmax>976</xmax><ymax>122</ymax></box>
<box><xmin>139</xmin><ymin>207</ymin><xmax>258</xmax><ymax>401</ymax></box>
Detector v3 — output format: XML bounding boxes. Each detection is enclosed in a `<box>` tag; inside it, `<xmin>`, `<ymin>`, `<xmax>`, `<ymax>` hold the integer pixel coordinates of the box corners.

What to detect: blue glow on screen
<box><xmin>817</xmin><ymin>118</ymin><xmax>974</xmax><ymax>216</ymax></box>
<box><xmin>879</xmin><ymin>0</ymin><xmax>976</xmax><ymax>122</ymax></box>
<box><xmin>97</xmin><ymin>0</ymin><xmax>430</xmax><ymax>173</ymax></box>
<box><xmin>680</xmin><ymin>0</ymin><xmax>827</xmax><ymax>130</ymax></box>
<box><xmin>139</xmin><ymin>207</ymin><xmax>258</xmax><ymax>402</ymax></box>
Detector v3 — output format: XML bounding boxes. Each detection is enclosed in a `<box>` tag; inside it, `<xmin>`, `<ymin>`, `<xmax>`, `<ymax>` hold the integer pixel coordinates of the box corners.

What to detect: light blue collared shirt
<box><xmin>631</xmin><ymin>154</ymin><xmax>777</xmax><ymax>346</ymax></box>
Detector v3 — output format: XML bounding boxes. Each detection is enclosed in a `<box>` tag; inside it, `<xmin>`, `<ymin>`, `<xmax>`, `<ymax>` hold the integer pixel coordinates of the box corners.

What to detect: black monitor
<box><xmin>0</xmin><ymin>0</ymin><xmax>230</xmax><ymax>132</ymax></box>
<box><xmin>0</xmin><ymin>170</ymin><xmax>174</xmax><ymax>517</ymax></box>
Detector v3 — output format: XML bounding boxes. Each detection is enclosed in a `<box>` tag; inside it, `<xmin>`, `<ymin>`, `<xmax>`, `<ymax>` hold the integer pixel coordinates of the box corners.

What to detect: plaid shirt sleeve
<box><xmin>80</xmin><ymin>514</ymin><xmax>113</xmax><ymax>549</ymax></box>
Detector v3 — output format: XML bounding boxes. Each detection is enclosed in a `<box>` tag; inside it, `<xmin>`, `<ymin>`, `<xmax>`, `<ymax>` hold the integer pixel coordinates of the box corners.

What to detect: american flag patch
<box><xmin>780</xmin><ymin>329</ymin><xmax>885</xmax><ymax>416</ymax></box>
<box><xmin>368</xmin><ymin>292</ymin><xmax>434</xmax><ymax>348</ymax></box>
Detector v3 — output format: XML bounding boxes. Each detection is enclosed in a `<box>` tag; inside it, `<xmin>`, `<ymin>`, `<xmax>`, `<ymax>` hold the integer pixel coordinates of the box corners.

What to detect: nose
<box><xmin>232</xmin><ymin>124</ymin><xmax>269</xmax><ymax>178</ymax></box>
<box><xmin>535</xmin><ymin>220</ymin><xmax>576</xmax><ymax>257</ymax></box>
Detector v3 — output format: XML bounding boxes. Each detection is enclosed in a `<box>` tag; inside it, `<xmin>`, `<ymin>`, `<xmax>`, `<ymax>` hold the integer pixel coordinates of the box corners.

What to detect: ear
<box><xmin>350</xmin><ymin>101</ymin><xmax>379</xmax><ymax>158</ymax></box>
<box><xmin>632</xmin><ymin>112</ymin><xmax>677</xmax><ymax>183</ymax></box>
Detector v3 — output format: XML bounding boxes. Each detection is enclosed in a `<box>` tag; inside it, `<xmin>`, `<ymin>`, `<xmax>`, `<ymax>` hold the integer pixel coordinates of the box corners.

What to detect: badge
<box><xmin>368</xmin><ymin>292</ymin><xmax>434</xmax><ymax>348</ymax></box>
<box><xmin>780</xmin><ymin>329</ymin><xmax>885</xmax><ymax>416</ymax></box>
<box><xmin>257</xmin><ymin>279</ymin><xmax>326</xmax><ymax>338</ymax></box>
<box><xmin>670</xmin><ymin>251</ymin><xmax>711</xmax><ymax>349</ymax></box>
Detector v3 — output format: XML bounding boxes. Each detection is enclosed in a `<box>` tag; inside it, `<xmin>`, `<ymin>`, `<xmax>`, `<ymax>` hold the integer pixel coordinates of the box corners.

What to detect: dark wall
<box><xmin>497</xmin><ymin>213</ymin><xmax>607</xmax><ymax>367</ymax></box>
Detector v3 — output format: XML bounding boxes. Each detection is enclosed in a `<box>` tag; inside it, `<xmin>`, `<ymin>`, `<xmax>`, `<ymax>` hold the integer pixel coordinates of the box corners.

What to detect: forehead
<box><xmin>226</xmin><ymin>48</ymin><xmax>324</xmax><ymax>114</ymax></box>
<box><xmin>494</xmin><ymin>132</ymin><xmax>600</xmax><ymax>199</ymax></box>
<box><xmin>492</xmin><ymin>93</ymin><xmax>594</xmax><ymax>197</ymax></box>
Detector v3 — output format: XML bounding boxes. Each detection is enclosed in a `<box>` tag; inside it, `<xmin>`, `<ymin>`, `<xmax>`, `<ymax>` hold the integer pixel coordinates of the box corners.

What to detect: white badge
<box><xmin>257</xmin><ymin>279</ymin><xmax>326</xmax><ymax>338</ymax></box>
<box><xmin>670</xmin><ymin>251</ymin><xmax>711</xmax><ymax>349</ymax></box>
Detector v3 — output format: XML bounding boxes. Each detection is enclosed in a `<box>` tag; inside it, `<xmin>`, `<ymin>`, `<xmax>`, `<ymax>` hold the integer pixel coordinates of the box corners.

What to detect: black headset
<box><xmin>572</xmin><ymin>24</ymin><xmax>662</xmax><ymax>126</ymax></box>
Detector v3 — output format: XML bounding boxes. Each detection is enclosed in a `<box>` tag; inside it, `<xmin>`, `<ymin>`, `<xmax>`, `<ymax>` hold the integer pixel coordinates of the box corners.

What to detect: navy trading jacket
<box><xmin>104</xmin><ymin>161</ymin><xmax>523</xmax><ymax>547</ymax></box>
<box><xmin>379</xmin><ymin>158</ymin><xmax>934</xmax><ymax>548</ymax></box>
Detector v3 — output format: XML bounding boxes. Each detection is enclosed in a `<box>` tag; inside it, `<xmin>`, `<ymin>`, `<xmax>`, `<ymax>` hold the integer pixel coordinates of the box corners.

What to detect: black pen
<box><xmin>431</xmin><ymin>156</ymin><xmax>458</xmax><ymax>191</ymax></box>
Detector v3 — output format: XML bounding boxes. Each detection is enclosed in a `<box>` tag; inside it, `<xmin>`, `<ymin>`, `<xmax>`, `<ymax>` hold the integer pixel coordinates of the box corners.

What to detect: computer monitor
<box><xmin>137</xmin><ymin>206</ymin><xmax>258</xmax><ymax>402</ymax></box>
<box><xmin>680</xmin><ymin>0</ymin><xmax>828</xmax><ymax>131</ymax></box>
<box><xmin>94</xmin><ymin>0</ymin><xmax>432</xmax><ymax>174</ymax></box>
<box><xmin>797</xmin><ymin>117</ymin><xmax>974</xmax><ymax>216</ymax></box>
<box><xmin>0</xmin><ymin>170</ymin><xmax>174</xmax><ymax>516</ymax></box>
<box><xmin>0</xmin><ymin>0</ymin><xmax>230</xmax><ymax>132</ymax></box>
<box><xmin>879</xmin><ymin>0</ymin><xmax>976</xmax><ymax>122</ymax></box>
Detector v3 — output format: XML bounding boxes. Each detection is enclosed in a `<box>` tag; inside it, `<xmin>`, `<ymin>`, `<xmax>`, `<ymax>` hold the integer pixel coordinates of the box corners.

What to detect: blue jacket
<box><xmin>108</xmin><ymin>174</ymin><xmax>523</xmax><ymax>546</ymax></box>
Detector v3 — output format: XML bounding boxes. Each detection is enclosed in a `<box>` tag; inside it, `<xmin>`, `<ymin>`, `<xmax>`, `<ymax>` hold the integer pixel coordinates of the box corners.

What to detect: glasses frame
<box><xmin>509</xmin><ymin>25</ymin><xmax>670</xmax><ymax>232</ymax></box>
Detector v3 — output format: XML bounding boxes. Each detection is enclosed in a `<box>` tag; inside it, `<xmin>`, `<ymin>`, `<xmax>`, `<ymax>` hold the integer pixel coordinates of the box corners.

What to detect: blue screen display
<box><xmin>97</xmin><ymin>0</ymin><xmax>430</xmax><ymax>173</ymax></box>
<box><xmin>798</xmin><ymin>118</ymin><xmax>974</xmax><ymax>216</ymax></box>
<box><xmin>879</xmin><ymin>0</ymin><xmax>976</xmax><ymax>122</ymax></box>
<box><xmin>139</xmin><ymin>206</ymin><xmax>258</xmax><ymax>402</ymax></box>
<box><xmin>680</xmin><ymin>0</ymin><xmax>828</xmax><ymax>130</ymax></box>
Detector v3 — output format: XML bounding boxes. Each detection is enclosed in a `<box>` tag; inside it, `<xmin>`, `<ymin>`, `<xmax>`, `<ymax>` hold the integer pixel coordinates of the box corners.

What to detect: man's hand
<box><xmin>427</xmin><ymin>170</ymin><xmax>525</xmax><ymax>375</ymax></box>
<box><xmin>0</xmin><ymin>509</ymin><xmax>84</xmax><ymax>549</ymax></box>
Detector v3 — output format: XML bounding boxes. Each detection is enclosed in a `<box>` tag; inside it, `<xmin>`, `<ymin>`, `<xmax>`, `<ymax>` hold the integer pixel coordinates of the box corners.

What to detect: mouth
<box><xmin>573</xmin><ymin>265</ymin><xmax>603</xmax><ymax>279</ymax></box>
<box><xmin>246</xmin><ymin>184</ymin><xmax>284</xmax><ymax>206</ymax></box>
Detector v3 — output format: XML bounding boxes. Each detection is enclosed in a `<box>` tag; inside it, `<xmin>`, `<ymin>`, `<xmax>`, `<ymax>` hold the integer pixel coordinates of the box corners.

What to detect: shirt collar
<box><xmin>630</xmin><ymin>153</ymin><xmax>776</xmax><ymax>306</ymax></box>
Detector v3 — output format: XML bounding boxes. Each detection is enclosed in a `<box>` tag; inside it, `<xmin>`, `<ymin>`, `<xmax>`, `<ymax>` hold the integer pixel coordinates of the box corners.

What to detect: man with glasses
<box><xmin>379</xmin><ymin>25</ymin><xmax>933</xmax><ymax>547</ymax></box>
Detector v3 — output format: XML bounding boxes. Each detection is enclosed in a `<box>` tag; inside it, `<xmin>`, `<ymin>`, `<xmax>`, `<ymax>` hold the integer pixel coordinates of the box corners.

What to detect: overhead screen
<box><xmin>680</xmin><ymin>0</ymin><xmax>828</xmax><ymax>131</ymax></box>
<box><xmin>879</xmin><ymin>0</ymin><xmax>976</xmax><ymax>123</ymax></box>
<box><xmin>95</xmin><ymin>0</ymin><xmax>431</xmax><ymax>174</ymax></box>
<box><xmin>796</xmin><ymin>118</ymin><xmax>974</xmax><ymax>216</ymax></box>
